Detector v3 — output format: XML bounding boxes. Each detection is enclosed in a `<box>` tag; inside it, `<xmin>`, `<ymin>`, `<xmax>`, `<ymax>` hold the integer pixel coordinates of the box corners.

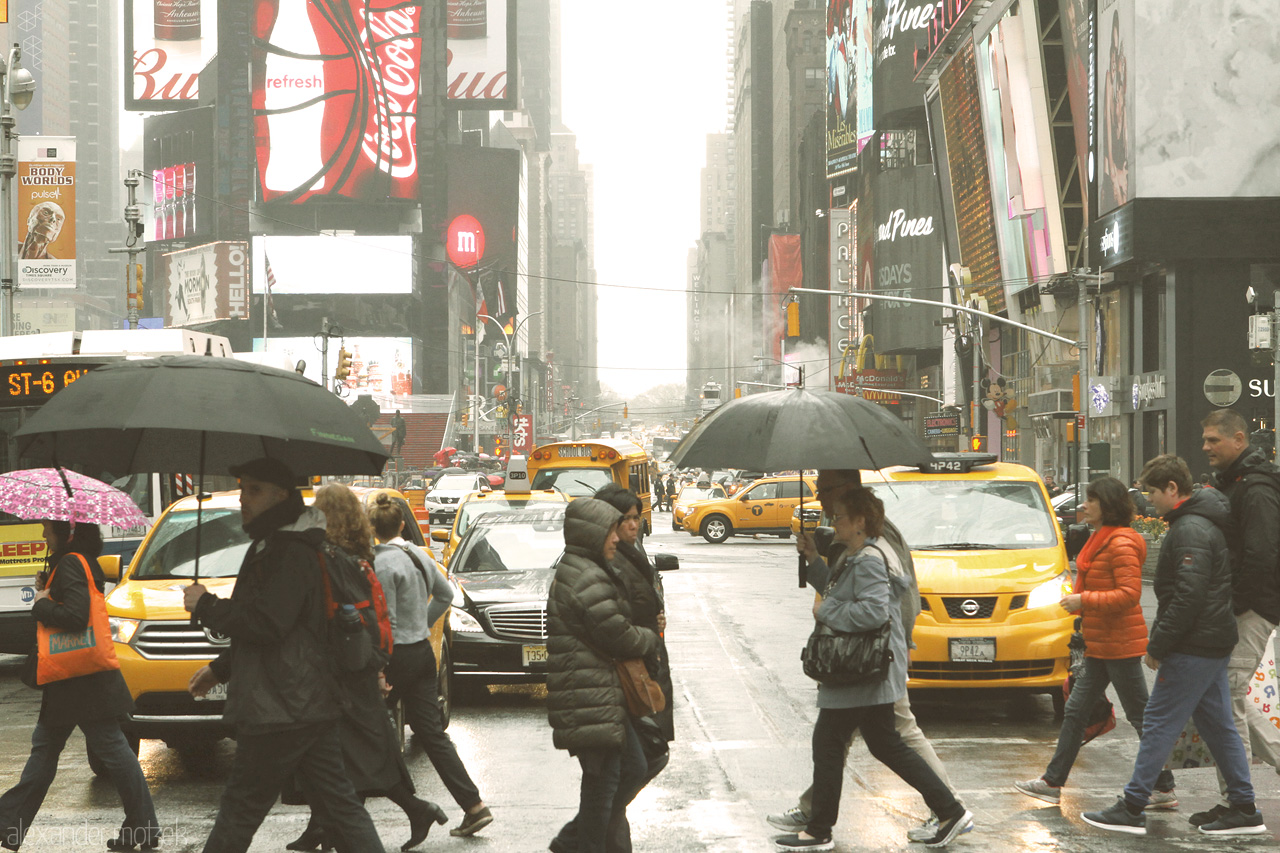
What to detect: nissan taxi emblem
<box><xmin>961</xmin><ymin>599</ymin><xmax>980</xmax><ymax>617</ymax></box>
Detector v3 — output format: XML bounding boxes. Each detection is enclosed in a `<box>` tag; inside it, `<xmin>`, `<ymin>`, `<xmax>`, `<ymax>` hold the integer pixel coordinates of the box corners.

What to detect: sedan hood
<box><xmin>455</xmin><ymin>569</ymin><xmax>554</xmax><ymax>604</ymax></box>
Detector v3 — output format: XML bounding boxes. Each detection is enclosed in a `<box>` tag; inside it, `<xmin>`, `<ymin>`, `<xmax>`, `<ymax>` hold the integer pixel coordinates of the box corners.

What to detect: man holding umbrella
<box><xmin>183</xmin><ymin>458</ymin><xmax>383</xmax><ymax>853</ymax></box>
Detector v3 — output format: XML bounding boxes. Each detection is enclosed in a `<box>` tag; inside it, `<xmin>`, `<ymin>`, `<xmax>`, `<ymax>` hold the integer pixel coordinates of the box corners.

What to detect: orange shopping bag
<box><xmin>36</xmin><ymin>554</ymin><xmax>120</xmax><ymax>685</ymax></box>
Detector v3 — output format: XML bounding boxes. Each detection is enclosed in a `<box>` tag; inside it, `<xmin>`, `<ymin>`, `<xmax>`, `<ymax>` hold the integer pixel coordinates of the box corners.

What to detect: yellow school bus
<box><xmin>528</xmin><ymin>439</ymin><xmax>653</xmax><ymax>534</ymax></box>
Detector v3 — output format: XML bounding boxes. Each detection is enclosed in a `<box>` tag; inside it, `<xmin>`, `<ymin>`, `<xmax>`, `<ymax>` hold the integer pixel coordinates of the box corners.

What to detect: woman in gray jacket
<box><xmin>774</xmin><ymin>487</ymin><xmax>972</xmax><ymax>852</ymax></box>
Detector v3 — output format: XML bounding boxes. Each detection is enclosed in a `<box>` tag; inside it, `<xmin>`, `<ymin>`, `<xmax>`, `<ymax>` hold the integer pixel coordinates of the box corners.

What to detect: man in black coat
<box><xmin>1201</xmin><ymin>408</ymin><xmax>1280</xmax><ymax>822</ymax></box>
<box><xmin>183</xmin><ymin>458</ymin><xmax>382</xmax><ymax>853</ymax></box>
<box><xmin>1083</xmin><ymin>454</ymin><xmax>1264</xmax><ymax>835</ymax></box>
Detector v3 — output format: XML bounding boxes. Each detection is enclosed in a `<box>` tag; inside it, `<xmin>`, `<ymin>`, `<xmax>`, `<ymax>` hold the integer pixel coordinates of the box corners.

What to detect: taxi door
<box><xmin>777</xmin><ymin>479</ymin><xmax>813</xmax><ymax>527</ymax></box>
<box><xmin>735</xmin><ymin>481</ymin><xmax>779</xmax><ymax>527</ymax></box>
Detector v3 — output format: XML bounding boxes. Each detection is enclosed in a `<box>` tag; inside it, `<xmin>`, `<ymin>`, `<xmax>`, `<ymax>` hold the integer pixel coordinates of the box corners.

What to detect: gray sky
<box><xmin>559</xmin><ymin>0</ymin><xmax>729</xmax><ymax>398</ymax></box>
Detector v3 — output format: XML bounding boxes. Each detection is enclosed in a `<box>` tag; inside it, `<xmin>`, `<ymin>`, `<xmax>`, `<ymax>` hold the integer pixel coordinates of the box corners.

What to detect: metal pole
<box><xmin>320</xmin><ymin>317</ymin><xmax>330</xmax><ymax>390</ymax></box>
<box><xmin>1077</xmin><ymin>273</ymin><xmax>1090</xmax><ymax>500</ymax></box>
<box><xmin>108</xmin><ymin>171</ymin><xmax>146</xmax><ymax>329</ymax></box>
<box><xmin>0</xmin><ymin>53</ymin><xmax>14</xmax><ymax>338</ymax></box>
<box><xmin>971</xmin><ymin>308</ymin><xmax>982</xmax><ymax>451</ymax></box>
<box><xmin>473</xmin><ymin>313</ymin><xmax>480</xmax><ymax>454</ymax></box>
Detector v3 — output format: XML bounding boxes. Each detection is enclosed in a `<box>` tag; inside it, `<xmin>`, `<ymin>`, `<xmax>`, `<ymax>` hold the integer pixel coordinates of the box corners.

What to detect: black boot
<box><xmin>400</xmin><ymin>797</ymin><xmax>448</xmax><ymax>851</ymax></box>
<box><xmin>284</xmin><ymin>817</ymin><xmax>332</xmax><ymax>852</ymax></box>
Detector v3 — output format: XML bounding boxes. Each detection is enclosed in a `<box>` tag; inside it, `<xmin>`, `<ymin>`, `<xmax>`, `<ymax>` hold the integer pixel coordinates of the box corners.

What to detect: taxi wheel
<box><xmin>701</xmin><ymin>516</ymin><xmax>731</xmax><ymax>544</ymax></box>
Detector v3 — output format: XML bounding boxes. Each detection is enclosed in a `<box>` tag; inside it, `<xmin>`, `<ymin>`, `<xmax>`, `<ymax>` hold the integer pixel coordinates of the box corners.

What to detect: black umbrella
<box><xmin>15</xmin><ymin>356</ymin><xmax>389</xmax><ymax>583</ymax></box>
<box><xmin>669</xmin><ymin>388</ymin><xmax>933</xmax><ymax>586</ymax></box>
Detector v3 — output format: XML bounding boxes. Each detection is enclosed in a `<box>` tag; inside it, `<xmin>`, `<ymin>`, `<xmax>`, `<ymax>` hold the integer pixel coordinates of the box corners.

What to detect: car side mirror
<box><xmin>98</xmin><ymin>554</ymin><xmax>122</xmax><ymax>582</ymax></box>
<box><xmin>431</xmin><ymin>528</ymin><xmax>450</xmax><ymax>542</ymax></box>
<box><xmin>738</xmin><ymin>493</ymin><xmax>749</xmax><ymax>502</ymax></box>
<box><xmin>1065</xmin><ymin>523</ymin><xmax>1090</xmax><ymax>560</ymax></box>
<box><xmin>654</xmin><ymin>553</ymin><xmax>679</xmax><ymax>572</ymax></box>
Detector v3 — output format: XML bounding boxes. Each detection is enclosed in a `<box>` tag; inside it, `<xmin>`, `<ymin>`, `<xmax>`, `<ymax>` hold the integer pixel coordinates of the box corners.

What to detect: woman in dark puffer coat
<box><xmin>1015</xmin><ymin>476</ymin><xmax>1177</xmax><ymax>805</ymax></box>
<box><xmin>546</xmin><ymin>499</ymin><xmax>658</xmax><ymax>853</ymax></box>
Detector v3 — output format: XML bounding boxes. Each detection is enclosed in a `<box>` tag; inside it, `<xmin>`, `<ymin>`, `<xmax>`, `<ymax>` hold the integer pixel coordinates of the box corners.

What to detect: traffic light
<box><xmin>623</xmin><ymin>404</ymin><xmax>628</xmax><ymax>419</ymax></box>
<box><xmin>460</xmin><ymin>408</ymin><xmax>469</xmax><ymax>427</ymax></box>
<box><xmin>734</xmin><ymin>387</ymin><xmax>742</xmax><ymax>399</ymax></box>
<box><xmin>133</xmin><ymin>263</ymin><xmax>145</xmax><ymax>313</ymax></box>
<box><xmin>335</xmin><ymin>347</ymin><xmax>353</xmax><ymax>382</ymax></box>
<box><xmin>970</xmin><ymin>435</ymin><xmax>984</xmax><ymax>451</ymax></box>
<box><xmin>494</xmin><ymin>436</ymin><xmax>504</xmax><ymax>452</ymax></box>
<box><xmin>786</xmin><ymin>301</ymin><xmax>800</xmax><ymax>337</ymax></box>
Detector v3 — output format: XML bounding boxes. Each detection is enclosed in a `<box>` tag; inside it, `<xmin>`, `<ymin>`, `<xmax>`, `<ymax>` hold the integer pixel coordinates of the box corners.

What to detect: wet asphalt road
<box><xmin>0</xmin><ymin>513</ymin><xmax>1276</xmax><ymax>851</ymax></box>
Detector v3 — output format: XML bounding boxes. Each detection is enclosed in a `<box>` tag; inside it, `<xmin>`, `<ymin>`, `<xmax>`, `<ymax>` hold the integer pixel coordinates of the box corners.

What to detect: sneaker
<box><xmin>1145</xmin><ymin>789</ymin><xmax>1178</xmax><ymax>811</ymax></box>
<box><xmin>924</xmin><ymin>809</ymin><xmax>973</xmax><ymax>848</ymax></box>
<box><xmin>908</xmin><ymin>813</ymin><xmax>975</xmax><ymax>843</ymax></box>
<box><xmin>1189</xmin><ymin>803</ymin><xmax>1231</xmax><ymax>827</ymax></box>
<box><xmin>1081</xmin><ymin>799</ymin><xmax>1146</xmax><ymax>836</ymax></box>
<box><xmin>766</xmin><ymin>807</ymin><xmax>810</xmax><ymax>831</ymax></box>
<box><xmin>1199</xmin><ymin>804</ymin><xmax>1267</xmax><ymax>835</ymax></box>
<box><xmin>1013</xmin><ymin>777</ymin><xmax>1061</xmax><ymax>805</ymax></box>
<box><xmin>773</xmin><ymin>833</ymin><xmax>833</xmax><ymax>851</ymax></box>
<box><xmin>449</xmin><ymin>807</ymin><xmax>493</xmax><ymax>837</ymax></box>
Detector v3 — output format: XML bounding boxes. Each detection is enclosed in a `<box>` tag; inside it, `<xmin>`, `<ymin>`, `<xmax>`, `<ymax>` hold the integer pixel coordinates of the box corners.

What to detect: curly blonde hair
<box><xmin>313</xmin><ymin>484</ymin><xmax>375</xmax><ymax>562</ymax></box>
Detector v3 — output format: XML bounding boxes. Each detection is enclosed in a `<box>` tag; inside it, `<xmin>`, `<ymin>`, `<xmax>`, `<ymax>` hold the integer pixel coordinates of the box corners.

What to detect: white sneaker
<box><xmin>1145</xmin><ymin>789</ymin><xmax>1178</xmax><ymax>810</ymax></box>
<box><xmin>767</xmin><ymin>807</ymin><xmax>810</xmax><ymax>831</ymax></box>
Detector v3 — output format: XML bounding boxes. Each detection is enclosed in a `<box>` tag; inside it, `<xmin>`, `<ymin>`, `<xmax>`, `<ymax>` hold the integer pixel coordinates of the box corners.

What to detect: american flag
<box><xmin>265</xmin><ymin>252</ymin><xmax>283</xmax><ymax>329</ymax></box>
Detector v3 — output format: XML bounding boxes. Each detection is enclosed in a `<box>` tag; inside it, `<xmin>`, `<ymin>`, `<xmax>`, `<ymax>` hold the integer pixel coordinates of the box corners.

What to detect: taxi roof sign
<box><xmin>505</xmin><ymin>455</ymin><xmax>530</xmax><ymax>494</ymax></box>
<box><xmin>919</xmin><ymin>452</ymin><xmax>999</xmax><ymax>474</ymax></box>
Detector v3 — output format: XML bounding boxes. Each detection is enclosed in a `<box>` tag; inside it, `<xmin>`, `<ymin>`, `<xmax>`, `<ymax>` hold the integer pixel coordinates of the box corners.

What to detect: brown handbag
<box><xmin>615</xmin><ymin>657</ymin><xmax>666</xmax><ymax>717</ymax></box>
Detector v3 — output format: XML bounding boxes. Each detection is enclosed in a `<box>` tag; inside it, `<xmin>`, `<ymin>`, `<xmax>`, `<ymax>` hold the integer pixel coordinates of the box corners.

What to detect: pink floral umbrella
<box><xmin>0</xmin><ymin>468</ymin><xmax>149</xmax><ymax>529</ymax></box>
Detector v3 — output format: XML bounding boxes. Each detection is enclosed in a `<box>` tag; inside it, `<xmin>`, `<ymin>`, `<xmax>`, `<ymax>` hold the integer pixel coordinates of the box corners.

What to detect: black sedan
<box><xmin>446</xmin><ymin>506</ymin><xmax>677</xmax><ymax>693</ymax></box>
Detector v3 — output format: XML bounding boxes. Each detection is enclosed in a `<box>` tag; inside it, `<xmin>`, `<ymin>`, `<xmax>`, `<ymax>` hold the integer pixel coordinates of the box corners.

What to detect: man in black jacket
<box><xmin>182</xmin><ymin>458</ymin><xmax>382</xmax><ymax>853</ymax></box>
<box><xmin>1083</xmin><ymin>455</ymin><xmax>1264</xmax><ymax>836</ymax></box>
<box><xmin>1201</xmin><ymin>408</ymin><xmax>1280</xmax><ymax>824</ymax></box>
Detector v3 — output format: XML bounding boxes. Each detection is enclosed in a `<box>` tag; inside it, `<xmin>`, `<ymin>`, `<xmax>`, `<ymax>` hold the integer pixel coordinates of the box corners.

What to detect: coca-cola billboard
<box><xmin>447</xmin><ymin>0</ymin><xmax>517</xmax><ymax>108</ymax></box>
<box><xmin>252</xmin><ymin>0</ymin><xmax>423</xmax><ymax>204</ymax></box>
<box><xmin>126</xmin><ymin>0</ymin><xmax>220</xmax><ymax>110</ymax></box>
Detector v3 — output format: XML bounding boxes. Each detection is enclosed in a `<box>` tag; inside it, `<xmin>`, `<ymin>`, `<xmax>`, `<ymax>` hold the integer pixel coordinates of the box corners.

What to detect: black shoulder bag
<box><xmin>800</xmin><ymin>547</ymin><xmax>894</xmax><ymax>686</ymax></box>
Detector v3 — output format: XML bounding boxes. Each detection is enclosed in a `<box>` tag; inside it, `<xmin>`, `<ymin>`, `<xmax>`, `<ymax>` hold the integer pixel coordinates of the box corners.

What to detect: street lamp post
<box><xmin>479</xmin><ymin>310</ymin><xmax>543</xmax><ymax>455</ymax></box>
<box><xmin>0</xmin><ymin>45</ymin><xmax>36</xmax><ymax>337</ymax></box>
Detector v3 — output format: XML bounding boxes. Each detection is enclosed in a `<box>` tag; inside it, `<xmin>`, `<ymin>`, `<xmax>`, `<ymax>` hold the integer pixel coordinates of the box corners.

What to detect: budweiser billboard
<box><xmin>126</xmin><ymin>0</ymin><xmax>221</xmax><ymax>110</ymax></box>
<box><xmin>447</xmin><ymin>0</ymin><xmax>517</xmax><ymax>107</ymax></box>
<box><xmin>16</xmin><ymin>137</ymin><xmax>76</xmax><ymax>290</ymax></box>
<box><xmin>253</xmin><ymin>0</ymin><xmax>423</xmax><ymax>204</ymax></box>
<box><xmin>163</xmin><ymin>242</ymin><xmax>250</xmax><ymax>327</ymax></box>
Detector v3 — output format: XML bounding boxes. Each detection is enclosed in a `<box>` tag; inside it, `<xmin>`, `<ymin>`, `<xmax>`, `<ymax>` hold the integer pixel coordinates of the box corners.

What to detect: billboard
<box><xmin>874</xmin><ymin>0</ymin><xmax>934</xmax><ymax>124</ymax></box>
<box><xmin>163</xmin><ymin>242</ymin><xmax>250</xmax><ymax>327</ymax></box>
<box><xmin>257</xmin><ymin>335</ymin><xmax>413</xmax><ymax>397</ymax></box>
<box><xmin>143</xmin><ymin>107</ymin><xmax>216</xmax><ymax>245</ymax></box>
<box><xmin>1133</xmin><ymin>4</ymin><xmax>1280</xmax><ymax>199</ymax></box>
<box><xmin>253</xmin><ymin>0</ymin><xmax>423</xmax><ymax>204</ymax></box>
<box><xmin>1096</xmin><ymin>0</ymin><xmax>1133</xmax><ymax>215</ymax></box>
<box><xmin>447</xmin><ymin>146</ymin><xmax>520</xmax><ymax>333</ymax></box>
<box><xmin>825</xmin><ymin>0</ymin><xmax>859</xmax><ymax>177</ymax></box>
<box><xmin>16</xmin><ymin>137</ymin><xmax>75</xmax><ymax>290</ymax></box>
<box><xmin>869</xmin><ymin>164</ymin><xmax>943</xmax><ymax>353</ymax></box>
<box><xmin>12</xmin><ymin>295</ymin><xmax>76</xmax><ymax>336</ymax></box>
<box><xmin>511</xmin><ymin>412</ymin><xmax>533</xmax><ymax>455</ymax></box>
<box><xmin>1059</xmin><ymin>0</ymin><xmax>1095</xmax><ymax>222</ymax></box>
<box><xmin>937</xmin><ymin>42</ymin><xmax>1004</xmax><ymax>313</ymax></box>
<box><xmin>126</xmin><ymin>0</ymin><xmax>220</xmax><ymax>110</ymax></box>
<box><xmin>251</xmin><ymin>235</ymin><xmax>413</xmax><ymax>295</ymax></box>
<box><xmin>446</xmin><ymin>0</ymin><xmax>517</xmax><ymax>107</ymax></box>
<box><xmin>828</xmin><ymin>206</ymin><xmax>856</xmax><ymax>380</ymax></box>
<box><xmin>854</xmin><ymin>0</ymin><xmax>874</xmax><ymax>149</ymax></box>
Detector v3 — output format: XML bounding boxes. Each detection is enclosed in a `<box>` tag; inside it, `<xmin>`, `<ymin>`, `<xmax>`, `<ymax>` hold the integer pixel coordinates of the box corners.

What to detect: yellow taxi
<box><xmin>670</xmin><ymin>483</ymin><xmax>727</xmax><ymax>531</ymax></box>
<box><xmin>103</xmin><ymin>486</ymin><xmax>447</xmax><ymax>759</ymax></box>
<box><xmin>860</xmin><ymin>453</ymin><xmax>1073</xmax><ymax>706</ymax></box>
<box><xmin>434</xmin><ymin>458</ymin><xmax>569</xmax><ymax>565</ymax></box>
<box><xmin>680</xmin><ymin>474</ymin><xmax>817</xmax><ymax>543</ymax></box>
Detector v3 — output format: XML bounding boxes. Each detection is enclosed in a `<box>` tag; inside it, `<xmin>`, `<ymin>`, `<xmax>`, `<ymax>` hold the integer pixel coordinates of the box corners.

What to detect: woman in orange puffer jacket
<box><xmin>1014</xmin><ymin>477</ymin><xmax>1177</xmax><ymax>806</ymax></box>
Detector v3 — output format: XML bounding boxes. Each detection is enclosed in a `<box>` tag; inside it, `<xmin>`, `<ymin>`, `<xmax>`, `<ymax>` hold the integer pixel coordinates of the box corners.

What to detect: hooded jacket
<box><xmin>546</xmin><ymin>499</ymin><xmax>657</xmax><ymax>752</ymax></box>
<box><xmin>612</xmin><ymin>537</ymin><xmax>674</xmax><ymax>742</ymax></box>
<box><xmin>1074</xmin><ymin>526</ymin><xmax>1148</xmax><ymax>659</ymax></box>
<box><xmin>1214</xmin><ymin>444</ymin><xmax>1280</xmax><ymax>623</ymax></box>
<box><xmin>1147</xmin><ymin>488</ymin><xmax>1238</xmax><ymax>661</ymax></box>
<box><xmin>196</xmin><ymin>506</ymin><xmax>341</xmax><ymax>732</ymax></box>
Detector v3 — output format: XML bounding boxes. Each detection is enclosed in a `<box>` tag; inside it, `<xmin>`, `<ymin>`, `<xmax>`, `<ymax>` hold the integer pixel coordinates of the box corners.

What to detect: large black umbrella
<box><xmin>15</xmin><ymin>356</ymin><xmax>389</xmax><ymax>583</ymax></box>
<box><xmin>669</xmin><ymin>388</ymin><xmax>933</xmax><ymax>586</ymax></box>
<box><xmin>15</xmin><ymin>356</ymin><xmax>389</xmax><ymax>475</ymax></box>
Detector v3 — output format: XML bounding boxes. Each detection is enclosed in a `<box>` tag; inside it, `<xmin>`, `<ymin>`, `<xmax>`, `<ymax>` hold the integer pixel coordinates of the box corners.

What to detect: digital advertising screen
<box><xmin>126</xmin><ymin>0</ymin><xmax>220</xmax><ymax>110</ymax></box>
<box><xmin>251</xmin><ymin>235</ymin><xmax>413</xmax><ymax>295</ymax></box>
<box><xmin>257</xmin><ymin>335</ymin><xmax>414</xmax><ymax>398</ymax></box>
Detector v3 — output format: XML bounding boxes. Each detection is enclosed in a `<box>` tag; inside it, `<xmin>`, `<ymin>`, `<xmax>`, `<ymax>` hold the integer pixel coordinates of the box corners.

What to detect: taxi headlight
<box><xmin>449</xmin><ymin>607</ymin><xmax>484</xmax><ymax>633</ymax></box>
<box><xmin>1027</xmin><ymin>573</ymin><xmax>1072</xmax><ymax>610</ymax></box>
<box><xmin>109</xmin><ymin>617</ymin><xmax>140</xmax><ymax>644</ymax></box>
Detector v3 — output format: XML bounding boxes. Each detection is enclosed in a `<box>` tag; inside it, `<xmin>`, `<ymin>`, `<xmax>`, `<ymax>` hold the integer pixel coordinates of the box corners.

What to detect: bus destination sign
<box><xmin>1</xmin><ymin>361</ymin><xmax>103</xmax><ymax>408</ymax></box>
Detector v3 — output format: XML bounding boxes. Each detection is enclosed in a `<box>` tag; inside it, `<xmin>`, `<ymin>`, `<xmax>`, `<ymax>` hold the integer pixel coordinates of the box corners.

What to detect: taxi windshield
<box><xmin>455</xmin><ymin>499</ymin><xmax>563</xmax><ymax>538</ymax></box>
<box><xmin>678</xmin><ymin>486</ymin><xmax>720</xmax><ymax>502</ymax></box>
<box><xmin>530</xmin><ymin>467</ymin><xmax>614</xmax><ymax>498</ymax></box>
<box><xmin>132</xmin><ymin>508</ymin><xmax>251</xmax><ymax>579</ymax></box>
<box><xmin>453</xmin><ymin>510</ymin><xmax>566</xmax><ymax>574</ymax></box>
<box><xmin>868</xmin><ymin>481</ymin><xmax>1057</xmax><ymax>550</ymax></box>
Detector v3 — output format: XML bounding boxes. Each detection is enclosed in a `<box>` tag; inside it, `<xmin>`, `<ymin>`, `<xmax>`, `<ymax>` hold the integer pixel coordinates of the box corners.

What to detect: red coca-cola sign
<box><xmin>252</xmin><ymin>0</ymin><xmax>422</xmax><ymax>204</ymax></box>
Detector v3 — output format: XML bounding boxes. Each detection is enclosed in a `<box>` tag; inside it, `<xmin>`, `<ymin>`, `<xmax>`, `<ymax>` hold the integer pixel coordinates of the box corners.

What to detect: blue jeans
<box><xmin>1044</xmin><ymin>656</ymin><xmax>1174</xmax><ymax>790</ymax></box>
<box><xmin>0</xmin><ymin>718</ymin><xmax>159</xmax><ymax>849</ymax></box>
<box><xmin>1123</xmin><ymin>653</ymin><xmax>1254</xmax><ymax>808</ymax></box>
<box><xmin>555</xmin><ymin>719</ymin><xmax>647</xmax><ymax>853</ymax></box>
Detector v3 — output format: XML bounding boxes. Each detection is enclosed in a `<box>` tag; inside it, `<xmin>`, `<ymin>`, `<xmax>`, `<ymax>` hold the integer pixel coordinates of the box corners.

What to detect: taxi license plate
<box><xmin>522</xmin><ymin>645</ymin><xmax>548</xmax><ymax>666</ymax></box>
<box><xmin>949</xmin><ymin>637</ymin><xmax>995</xmax><ymax>663</ymax></box>
<box><xmin>195</xmin><ymin>682</ymin><xmax>229</xmax><ymax>702</ymax></box>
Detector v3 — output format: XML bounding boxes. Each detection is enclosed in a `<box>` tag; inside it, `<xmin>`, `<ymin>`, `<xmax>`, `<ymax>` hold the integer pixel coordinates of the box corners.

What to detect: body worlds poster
<box><xmin>16</xmin><ymin>137</ymin><xmax>76</xmax><ymax>290</ymax></box>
